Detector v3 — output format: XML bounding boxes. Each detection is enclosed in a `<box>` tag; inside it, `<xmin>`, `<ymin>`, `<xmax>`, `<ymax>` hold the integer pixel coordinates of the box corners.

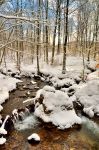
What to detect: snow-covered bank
<box><xmin>0</xmin><ymin>73</ymin><xmax>21</xmax><ymax>145</ymax></box>
<box><xmin>0</xmin><ymin>73</ymin><xmax>22</xmax><ymax>126</ymax></box>
<box><xmin>75</xmin><ymin>80</ymin><xmax>99</xmax><ymax>118</ymax></box>
<box><xmin>0</xmin><ymin>55</ymin><xmax>96</xmax><ymax>78</ymax></box>
<box><xmin>34</xmin><ymin>86</ymin><xmax>81</xmax><ymax>129</ymax></box>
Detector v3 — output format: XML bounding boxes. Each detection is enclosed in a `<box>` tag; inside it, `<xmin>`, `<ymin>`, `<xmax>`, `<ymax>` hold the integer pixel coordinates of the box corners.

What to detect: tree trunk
<box><xmin>57</xmin><ymin>0</ymin><xmax>61</xmax><ymax>54</ymax></box>
<box><xmin>51</xmin><ymin>0</ymin><xmax>59</xmax><ymax>64</ymax></box>
<box><xmin>36</xmin><ymin>0</ymin><xmax>41</xmax><ymax>74</ymax></box>
<box><xmin>62</xmin><ymin>0</ymin><xmax>69</xmax><ymax>74</ymax></box>
<box><xmin>45</xmin><ymin>0</ymin><xmax>49</xmax><ymax>64</ymax></box>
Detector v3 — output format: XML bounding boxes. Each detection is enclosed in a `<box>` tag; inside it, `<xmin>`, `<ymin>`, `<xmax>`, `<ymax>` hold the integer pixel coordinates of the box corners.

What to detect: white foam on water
<box><xmin>14</xmin><ymin>114</ymin><xmax>39</xmax><ymax>131</ymax></box>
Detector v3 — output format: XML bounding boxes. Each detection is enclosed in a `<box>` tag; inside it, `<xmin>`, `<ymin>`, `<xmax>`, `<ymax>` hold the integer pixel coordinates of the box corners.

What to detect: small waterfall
<box><xmin>81</xmin><ymin>116</ymin><xmax>99</xmax><ymax>139</ymax></box>
<box><xmin>14</xmin><ymin>114</ymin><xmax>39</xmax><ymax>131</ymax></box>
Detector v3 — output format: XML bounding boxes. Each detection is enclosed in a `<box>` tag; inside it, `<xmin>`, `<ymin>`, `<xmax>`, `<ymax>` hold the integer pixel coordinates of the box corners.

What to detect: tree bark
<box><xmin>62</xmin><ymin>0</ymin><xmax>69</xmax><ymax>74</ymax></box>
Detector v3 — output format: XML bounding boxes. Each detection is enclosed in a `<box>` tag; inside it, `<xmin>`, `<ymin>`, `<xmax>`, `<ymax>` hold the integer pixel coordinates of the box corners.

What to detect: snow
<box><xmin>0</xmin><ymin>137</ymin><xmax>6</xmax><ymax>145</ymax></box>
<box><xmin>0</xmin><ymin>128</ymin><xmax>7</xmax><ymax>135</ymax></box>
<box><xmin>75</xmin><ymin>80</ymin><xmax>99</xmax><ymax>117</ymax></box>
<box><xmin>0</xmin><ymin>116</ymin><xmax>10</xmax><ymax>144</ymax></box>
<box><xmin>43</xmin><ymin>85</ymin><xmax>55</xmax><ymax>92</ymax></box>
<box><xmin>34</xmin><ymin>86</ymin><xmax>82</xmax><ymax>129</ymax></box>
<box><xmin>0</xmin><ymin>73</ymin><xmax>21</xmax><ymax>114</ymax></box>
<box><xmin>83</xmin><ymin>107</ymin><xmax>94</xmax><ymax>118</ymax></box>
<box><xmin>0</xmin><ymin>73</ymin><xmax>21</xmax><ymax>92</ymax></box>
<box><xmin>27</xmin><ymin>91</ymin><xmax>30</xmax><ymax>95</ymax></box>
<box><xmin>50</xmin><ymin>110</ymin><xmax>81</xmax><ymax>129</ymax></box>
<box><xmin>87</xmin><ymin>71</ymin><xmax>99</xmax><ymax>81</ymax></box>
<box><xmin>28</xmin><ymin>133</ymin><xmax>40</xmax><ymax>141</ymax></box>
<box><xmin>0</xmin><ymin>105</ymin><xmax>3</xmax><ymax>112</ymax></box>
<box><xmin>31</xmin><ymin>80</ymin><xmax>36</xmax><ymax>85</ymax></box>
<box><xmin>50</xmin><ymin>77</ymin><xmax>75</xmax><ymax>88</ymax></box>
<box><xmin>1</xmin><ymin>115</ymin><xmax>10</xmax><ymax>130</ymax></box>
<box><xmin>23</xmin><ymin>98</ymin><xmax>34</xmax><ymax>104</ymax></box>
<box><xmin>0</xmin><ymin>14</ymin><xmax>37</xmax><ymax>22</ymax></box>
<box><xmin>12</xmin><ymin>109</ymin><xmax>18</xmax><ymax>115</ymax></box>
<box><xmin>12</xmin><ymin>109</ymin><xmax>18</xmax><ymax>120</ymax></box>
<box><xmin>0</xmin><ymin>54</ymin><xmax>98</xmax><ymax>130</ymax></box>
<box><xmin>0</xmin><ymin>89</ymin><xmax>9</xmax><ymax>105</ymax></box>
<box><xmin>0</xmin><ymin>55</ymin><xmax>96</xmax><ymax>82</ymax></box>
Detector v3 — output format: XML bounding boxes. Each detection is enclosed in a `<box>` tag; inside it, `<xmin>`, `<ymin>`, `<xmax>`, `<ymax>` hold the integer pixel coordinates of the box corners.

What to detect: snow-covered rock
<box><xmin>28</xmin><ymin>133</ymin><xmax>40</xmax><ymax>144</ymax></box>
<box><xmin>34</xmin><ymin>86</ymin><xmax>82</xmax><ymax>129</ymax></box>
<box><xmin>50</xmin><ymin>77</ymin><xmax>74</xmax><ymax>88</ymax></box>
<box><xmin>75</xmin><ymin>80</ymin><xmax>99</xmax><ymax>117</ymax></box>
<box><xmin>0</xmin><ymin>137</ymin><xmax>6</xmax><ymax>145</ymax></box>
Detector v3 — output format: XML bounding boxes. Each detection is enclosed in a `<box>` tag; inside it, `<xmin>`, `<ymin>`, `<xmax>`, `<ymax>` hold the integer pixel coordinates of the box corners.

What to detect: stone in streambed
<box><xmin>4</xmin><ymin>116</ymin><xmax>14</xmax><ymax>131</ymax></box>
<box><xmin>27</xmin><ymin>133</ymin><xmax>40</xmax><ymax>144</ymax></box>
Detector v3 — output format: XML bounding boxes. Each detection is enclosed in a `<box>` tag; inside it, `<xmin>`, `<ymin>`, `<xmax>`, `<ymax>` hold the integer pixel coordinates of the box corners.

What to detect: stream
<box><xmin>0</xmin><ymin>77</ymin><xmax>99</xmax><ymax>150</ymax></box>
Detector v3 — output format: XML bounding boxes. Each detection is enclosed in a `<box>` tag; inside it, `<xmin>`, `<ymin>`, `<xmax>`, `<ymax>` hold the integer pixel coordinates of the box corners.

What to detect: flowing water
<box><xmin>0</xmin><ymin>77</ymin><xmax>99</xmax><ymax>150</ymax></box>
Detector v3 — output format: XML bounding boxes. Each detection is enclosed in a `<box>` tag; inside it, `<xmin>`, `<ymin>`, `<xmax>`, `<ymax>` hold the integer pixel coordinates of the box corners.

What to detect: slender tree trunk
<box><xmin>45</xmin><ymin>0</ymin><xmax>49</xmax><ymax>64</ymax></box>
<box><xmin>51</xmin><ymin>1</ymin><xmax>59</xmax><ymax>64</ymax></box>
<box><xmin>36</xmin><ymin>0</ymin><xmax>41</xmax><ymax>74</ymax></box>
<box><xmin>16</xmin><ymin>0</ymin><xmax>20</xmax><ymax>71</ymax></box>
<box><xmin>57</xmin><ymin>0</ymin><xmax>61</xmax><ymax>54</ymax></box>
<box><xmin>62</xmin><ymin>0</ymin><xmax>69</xmax><ymax>74</ymax></box>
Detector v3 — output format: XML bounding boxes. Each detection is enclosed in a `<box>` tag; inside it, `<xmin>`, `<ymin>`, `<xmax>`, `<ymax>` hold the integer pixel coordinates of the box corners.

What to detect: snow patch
<box><xmin>0</xmin><ymin>137</ymin><xmax>6</xmax><ymax>145</ymax></box>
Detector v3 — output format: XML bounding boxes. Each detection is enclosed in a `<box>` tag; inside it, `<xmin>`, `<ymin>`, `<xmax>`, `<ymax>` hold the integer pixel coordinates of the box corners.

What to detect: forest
<box><xmin>0</xmin><ymin>0</ymin><xmax>99</xmax><ymax>149</ymax></box>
